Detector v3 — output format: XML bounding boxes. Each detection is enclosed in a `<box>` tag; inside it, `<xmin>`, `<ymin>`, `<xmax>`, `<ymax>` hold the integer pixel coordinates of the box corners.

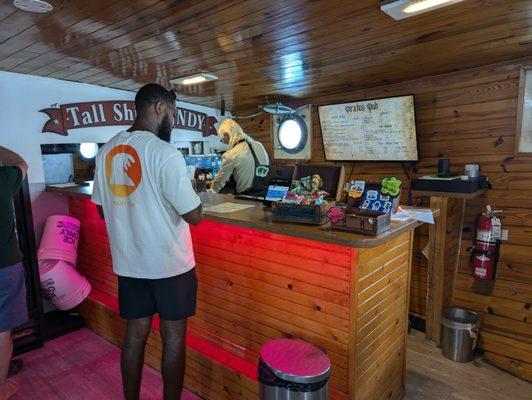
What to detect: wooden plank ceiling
<box><xmin>0</xmin><ymin>0</ymin><xmax>530</xmax><ymax>112</ymax></box>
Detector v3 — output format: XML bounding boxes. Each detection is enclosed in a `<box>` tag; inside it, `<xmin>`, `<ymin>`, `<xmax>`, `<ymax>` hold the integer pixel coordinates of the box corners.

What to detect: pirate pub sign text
<box><xmin>40</xmin><ymin>100</ymin><xmax>218</xmax><ymax>137</ymax></box>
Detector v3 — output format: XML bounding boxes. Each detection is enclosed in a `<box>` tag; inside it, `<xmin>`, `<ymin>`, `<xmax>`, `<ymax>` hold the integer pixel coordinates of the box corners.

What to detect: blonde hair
<box><xmin>218</xmin><ymin>119</ymin><xmax>244</xmax><ymax>138</ymax></box>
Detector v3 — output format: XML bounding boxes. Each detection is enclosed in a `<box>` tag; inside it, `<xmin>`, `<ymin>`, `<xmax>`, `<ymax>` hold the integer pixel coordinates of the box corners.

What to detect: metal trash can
<box><xmin>441</xmin><ymin>307</ymin><xmax>479</xmax><ymax>363</ymax></box>
<box><xmin>258</xmin><ymin>338</ymin><xmax>330</xmax><ymax>400</ymax></box>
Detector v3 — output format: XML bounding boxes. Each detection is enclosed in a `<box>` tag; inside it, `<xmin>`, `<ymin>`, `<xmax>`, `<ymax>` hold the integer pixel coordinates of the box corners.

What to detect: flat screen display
<box><xmin>184</xmin><ymin>155</ymin><xmax>222</xmax><ymax>174</ymax></box>
<box><xmin>318</xmin><ymin>95</ymin><xmax>418</xmax><ymax>161</ymax></box>
<box><xmin>264</xmin><ymin>185</ymin><xmax>290</xmax><ymax>202</ymax></box>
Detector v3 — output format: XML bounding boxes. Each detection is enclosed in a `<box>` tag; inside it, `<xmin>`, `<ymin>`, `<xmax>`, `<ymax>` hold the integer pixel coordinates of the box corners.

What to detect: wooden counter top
<box><xmin>47</xmin><ymin>183</ymin><xmax>438</xmax><ymax>248</ymax></box>
<box><xmin>198</xmin><ymin>193</ymin><xmax>437</xmax><ymax>248</ymax></box>
<box><xmin>46</xmin><ymin>182</ymin><xmax>94</xmax><ymax>198</ymax></box>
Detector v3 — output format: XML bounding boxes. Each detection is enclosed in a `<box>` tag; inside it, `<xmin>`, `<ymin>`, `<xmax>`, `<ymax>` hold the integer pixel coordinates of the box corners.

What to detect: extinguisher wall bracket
<box><xmin>468</xmin><ymin>247</ymin><xmax>497</xmax><ymax>257</ymax></box>
<box><xmin>494</xmin><ymin>239</ymin><xmax>501</xmax><ymax>279</ymax></box>
<box><xmin>467</xmin><ymin>245</ymin><xmax>474</xmax><ymax>263</ymax></box>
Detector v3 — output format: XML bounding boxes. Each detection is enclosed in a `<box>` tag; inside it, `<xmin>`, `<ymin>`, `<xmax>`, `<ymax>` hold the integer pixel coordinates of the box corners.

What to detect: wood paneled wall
<box><xmin>237</xmin><ymin>58</ymin><xmax>532</xmax><ymax>382</ymax></box>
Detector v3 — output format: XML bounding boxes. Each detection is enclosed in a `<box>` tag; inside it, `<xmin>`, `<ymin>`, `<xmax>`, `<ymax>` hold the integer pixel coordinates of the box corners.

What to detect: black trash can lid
<box><xmin>260</xmin><ymin>339</ymin><xmax>331</xmax><ymax>384</ymax></box>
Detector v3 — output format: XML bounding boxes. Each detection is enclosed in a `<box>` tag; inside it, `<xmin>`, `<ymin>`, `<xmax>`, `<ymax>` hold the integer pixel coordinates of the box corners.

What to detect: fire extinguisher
<box><xmin>467</xmin><ymin>206</ymin><xmax>503</xmax><ymax>281</ymax></box>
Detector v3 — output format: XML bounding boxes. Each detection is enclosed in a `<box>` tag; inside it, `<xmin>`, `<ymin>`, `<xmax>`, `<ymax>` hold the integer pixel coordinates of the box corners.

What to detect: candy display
<box><xmin>271</xmin><ymin>165</ymin><xmax>343</xmax><ymax>225</ymax></box>
<box><xmin>280</xmin><ymin>174</ymin><xmax>330</xmax><ymax>206</ymax></box>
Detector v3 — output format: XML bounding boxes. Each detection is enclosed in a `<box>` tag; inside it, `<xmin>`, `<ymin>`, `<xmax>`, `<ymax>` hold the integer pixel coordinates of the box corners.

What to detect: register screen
<box><xmin>264</xmin><ymin>185</ymin><xmax>290</xmax><ymax>202</ymax></box>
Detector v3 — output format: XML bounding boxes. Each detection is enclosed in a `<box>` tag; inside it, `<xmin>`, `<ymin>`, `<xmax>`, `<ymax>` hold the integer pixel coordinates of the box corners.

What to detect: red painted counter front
<box><xmin>69</xmin><ymin>196</ymin><xmax>418</xmax><ymax>400</ymax></box>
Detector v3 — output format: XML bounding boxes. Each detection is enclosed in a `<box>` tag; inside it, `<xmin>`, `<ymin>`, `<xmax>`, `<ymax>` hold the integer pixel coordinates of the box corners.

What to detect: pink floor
<box><xmin>11</xmin><ymin>328</ymin><xmax>201</xmax><ymax>400</ymax></box>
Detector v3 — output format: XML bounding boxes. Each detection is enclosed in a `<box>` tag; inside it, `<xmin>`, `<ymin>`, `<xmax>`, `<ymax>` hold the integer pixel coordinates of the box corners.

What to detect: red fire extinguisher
<box><xmin>468</xmin><ymin>206</ymin><xmax>503</xmax><ymax>281</ymax></box>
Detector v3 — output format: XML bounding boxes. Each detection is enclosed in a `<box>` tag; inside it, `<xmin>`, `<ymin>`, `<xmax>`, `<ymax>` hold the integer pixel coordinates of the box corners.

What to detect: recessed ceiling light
<box><xmin>381</xmin><ymin>0</ymin><xmax>464</xmax><ymax>20</ymax></box>
<box><xmin>170</xmin><ymin>73</ymin><xmax>218</xmax><ymax>86</ymax></box>
<box><xmin>13</xmin><ymin>0</ymin><xmax>53</xmax><ymax>13</ymax></box>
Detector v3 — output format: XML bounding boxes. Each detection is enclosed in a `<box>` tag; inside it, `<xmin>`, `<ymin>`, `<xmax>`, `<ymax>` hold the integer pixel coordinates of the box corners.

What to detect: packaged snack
<box><xmin>301</xmin><ymin>175</ymin><xmax>312</xmax><ymax>191</ymax></box>
<box><xmin>311</xmin><ymin>174</ymin><xmax>323</xmax><ymax>191</ymax></box>
<box><xmin>349</xmin><ymin>181</ymin><xmax>365</xmax><ymax>199</ymax></box>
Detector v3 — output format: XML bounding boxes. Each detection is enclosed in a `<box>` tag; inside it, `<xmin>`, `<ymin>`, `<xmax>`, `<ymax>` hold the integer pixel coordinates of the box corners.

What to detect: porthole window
<box><xmin>277</xmin><ymin>114</ymin><xmax>308</xmax><ymax>154</ymax></box>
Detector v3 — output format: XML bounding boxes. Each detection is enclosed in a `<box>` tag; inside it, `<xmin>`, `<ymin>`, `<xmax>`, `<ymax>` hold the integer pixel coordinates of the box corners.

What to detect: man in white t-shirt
<box><xmin>92</xmin><ymin>84</ymin><xmax>202</xmax><ymax>400</ymax></box>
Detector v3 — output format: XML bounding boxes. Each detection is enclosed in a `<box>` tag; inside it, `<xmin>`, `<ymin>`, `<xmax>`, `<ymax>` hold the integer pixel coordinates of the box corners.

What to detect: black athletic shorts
<box><xmin>118</xmin><ymin>267</ymin><xmax>198</xmax><ymax>321</ymax></box>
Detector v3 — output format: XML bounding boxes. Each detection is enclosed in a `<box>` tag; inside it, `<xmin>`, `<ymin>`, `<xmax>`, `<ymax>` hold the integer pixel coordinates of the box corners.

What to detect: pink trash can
<box><xmin>39</xmin><ymin>260</ymin><xmax>91</xmax><ymax>310</ymax></box>
<box><xmin>38</xmin><ymin>215</ymin><xmax>81</xmax><ymax>264</ymax></box>
<box><xmin>258</xmin><ymin>338</ymin><xmax>330</xmax><ymax>399</ymax></box>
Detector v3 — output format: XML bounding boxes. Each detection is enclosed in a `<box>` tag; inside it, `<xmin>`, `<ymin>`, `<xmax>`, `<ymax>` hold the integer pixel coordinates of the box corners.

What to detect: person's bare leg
<box><xmin>121</xmin><ymin>316</ymin><xmax>153</xmax><ymax>400</ymax></box>
<box><xmin>0</xmin><ymin>331</ymin><xmax>18</xmax><ymax>399</ymax></box>
<box><xmin>160</xmin><ymin>319</ymin><xmax>187</xmax><ymax>400</ymax></box>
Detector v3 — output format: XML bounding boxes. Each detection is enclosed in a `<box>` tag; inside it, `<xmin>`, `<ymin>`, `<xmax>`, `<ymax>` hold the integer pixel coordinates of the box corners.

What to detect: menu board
<box><xmin>318</xmin><ymin>95</ymin><xmax>418</xmax><ymax>161</ymax></box>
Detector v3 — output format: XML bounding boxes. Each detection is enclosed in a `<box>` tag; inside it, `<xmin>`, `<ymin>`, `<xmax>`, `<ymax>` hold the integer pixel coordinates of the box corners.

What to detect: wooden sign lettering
<box><xmin>40</xmin><ymin>100</ymin><xmax>218</xmax><ymax>137</ymax></box>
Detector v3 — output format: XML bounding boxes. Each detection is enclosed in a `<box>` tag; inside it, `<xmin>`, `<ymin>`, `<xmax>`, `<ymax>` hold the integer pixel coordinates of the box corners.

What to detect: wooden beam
<box><xmin>426</xmin><ymin>196</ymin><xmax>467</xmax><ymax>345</ymax></box>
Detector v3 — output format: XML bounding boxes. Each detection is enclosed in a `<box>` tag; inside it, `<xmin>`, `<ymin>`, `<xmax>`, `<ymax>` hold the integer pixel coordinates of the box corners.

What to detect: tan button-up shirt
<box><xmin>211</xmin><ymin>137</ymin><xmax>269</xmax><ymax>194</ymax></box>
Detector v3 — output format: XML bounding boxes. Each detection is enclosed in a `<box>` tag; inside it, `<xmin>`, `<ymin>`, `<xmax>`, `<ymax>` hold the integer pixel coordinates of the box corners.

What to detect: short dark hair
<box><xmin>134</xmin><ymin>83</ymin><xmax>176</xmax><ymax>113</ymax></box>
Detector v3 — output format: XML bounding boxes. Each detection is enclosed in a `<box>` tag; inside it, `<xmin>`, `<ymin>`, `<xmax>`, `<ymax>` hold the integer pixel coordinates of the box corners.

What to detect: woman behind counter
<box><xmin>208</xmin><ymin>119</ymin><xmax>270</xmax><ymax>195</ymax></box>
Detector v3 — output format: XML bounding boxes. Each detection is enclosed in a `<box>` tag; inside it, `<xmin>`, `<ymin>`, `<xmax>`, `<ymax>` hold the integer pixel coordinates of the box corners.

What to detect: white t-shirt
<box><xmin>92</xmin><ymin>130</ymin><xmax>201</xmax><ymax>279</ymax></box>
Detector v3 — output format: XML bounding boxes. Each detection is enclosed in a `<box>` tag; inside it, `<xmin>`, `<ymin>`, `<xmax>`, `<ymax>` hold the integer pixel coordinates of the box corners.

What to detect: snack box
<box><xmin>292</xmin><ymin>163</ymin><xmax>345</xmax><ymax>202</ymax></box>
<box><xmin>272</xmin><ymin>201</ymin><xmax>336</xmax><ymax>225</ymax></box>
<box><xmin>328</xmin><ymin>207</ymin><xmax>391</xmax><ymax>236</ymax></box>
<box><xmin>271</xmin><ymin>164</ymin><xmax>344</xmax><ymax>225</ymax></box>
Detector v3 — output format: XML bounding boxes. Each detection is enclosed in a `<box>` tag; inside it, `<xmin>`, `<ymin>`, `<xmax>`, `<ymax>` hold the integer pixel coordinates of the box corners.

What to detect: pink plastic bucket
<box><xmin>39</xmin><ymin>260</ymin><xmax>91</xmax><ymax>310</ymax></box>
<box><xmin>38</xmin><ymin>215</ymin><xmax>81</xmax><ymax>264</ymax></box>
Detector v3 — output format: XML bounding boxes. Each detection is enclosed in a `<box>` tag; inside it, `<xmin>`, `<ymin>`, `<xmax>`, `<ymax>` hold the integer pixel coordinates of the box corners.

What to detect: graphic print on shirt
<box><xmin>105</xmin><ymin>145</ymin><xmax>142</xmax><ymax>197</ymax></box>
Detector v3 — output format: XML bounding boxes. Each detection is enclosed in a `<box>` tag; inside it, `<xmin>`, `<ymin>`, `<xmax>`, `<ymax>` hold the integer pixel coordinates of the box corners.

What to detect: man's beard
<box><xmin>158</xmin><ymin>115</ymin><xmax>173</xmax><ymax>142</ymax></box>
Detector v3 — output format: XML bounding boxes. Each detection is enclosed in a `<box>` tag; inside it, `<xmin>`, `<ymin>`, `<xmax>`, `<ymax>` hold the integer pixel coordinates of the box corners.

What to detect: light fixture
<box><xmin>13</xmin><ymin>0</ymin><xmax>53</xmax><ymax>13</ymax></box>
<box><xmin>80</xmin><ymin>143</ymin><xmax>98</xmax><ymax>159</ymax></box>
<box><xmin>170</xmin><ymin>73</ymin><xmax>218</xmax><ymax>86</ymax></box>
<box><xmin>262</xmin><ymin>102</ymin><xmax>295</xmax><ymax>116</ymax></box>
<box><xmin>381</xmin><ymin>0</ymin><xmax>464</xmax><ymax>20</ymax></box>
<box><xmin>277</xmin><ymin>114</ymin><xmax>308</xmax><ymax>154</ymax></box>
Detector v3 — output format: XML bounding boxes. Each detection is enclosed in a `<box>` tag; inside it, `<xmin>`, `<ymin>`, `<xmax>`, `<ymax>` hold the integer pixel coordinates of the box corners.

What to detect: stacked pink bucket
<box><xmin>38</xmin><ymin>215</ymin><xmax>91</xmax><ymax>310</ymax></box>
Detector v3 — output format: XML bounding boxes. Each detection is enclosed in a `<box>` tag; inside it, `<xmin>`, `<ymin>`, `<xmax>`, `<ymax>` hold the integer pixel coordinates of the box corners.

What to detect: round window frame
<box><xmin>277</xmin><ymin>113</ymin><xmax>308</xmax><ymax>154</ymax></box>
